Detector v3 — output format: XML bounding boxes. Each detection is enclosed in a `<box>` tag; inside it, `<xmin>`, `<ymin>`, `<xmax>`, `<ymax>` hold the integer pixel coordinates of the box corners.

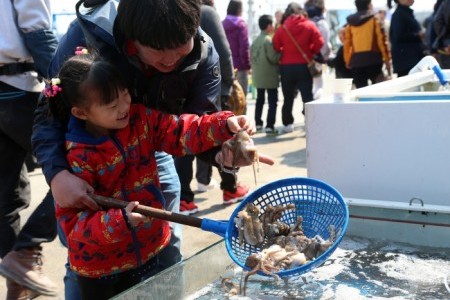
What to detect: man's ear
<box><xmin>71</xmin><ymin>107</ymin><xmax>88</xmax><ymax>120</ymax></box>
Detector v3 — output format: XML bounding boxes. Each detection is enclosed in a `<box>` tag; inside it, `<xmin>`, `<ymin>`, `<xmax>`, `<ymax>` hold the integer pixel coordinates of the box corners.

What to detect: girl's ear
<box><xmin>71</xmin><ymin>106</ymin><xmax>89</xmax><ymax>120</ymax></box>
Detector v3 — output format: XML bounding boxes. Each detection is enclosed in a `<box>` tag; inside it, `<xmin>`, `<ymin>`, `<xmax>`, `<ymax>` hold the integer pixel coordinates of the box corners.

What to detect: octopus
<box><xmin>240</xmin><ymin>215</ymin><xmax>337</xmax><ymax>296</ymax></box>
<box><xmin>260</xmin><ymin>204</ymin><xmax>296</xmax><ymax>242</ymax></box>
<box><xmin>235</xmin><ymin>203</ymin><xmax>264</xmax><ymax>247</ymax></box>
<box><xmin>242</xmin><ymin>244</ymin><xmax>307</xmax><ymax>295</ymax></box>
<box><xmin>221</xmin><ymin>129</ymin><xmax>259</xmax><ymax>184</ymax></box>
<box><xmin>220</xmin><ymin>277</ymin><xmax>239</xmax><ymax>295</ymax></box>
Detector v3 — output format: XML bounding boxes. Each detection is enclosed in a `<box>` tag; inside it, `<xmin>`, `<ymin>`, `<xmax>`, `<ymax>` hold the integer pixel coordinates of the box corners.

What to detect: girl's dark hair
<box><xmin>48</xmin><ymin>54</ymin><xmax>127</xmax><ymax>123</ymax></box>
<box><xmin>387</xmin><ymin>0</ymin><xmax>398</xmax><ymax>9</ymax></box>
<box><xmin>355</xmin><ymin>0</ymin><xmax>371</xmax><ymax>11</ymax></box>
<box><xmin>227</xmin><ymin>0</ymin><xmax>242</xmax><ymax>16</ymax></box>
<box><xmin>281</xmin><ymin>2</ymin><xmax>303</xmax><ymax>24</ymax></box>
<box><xmin>116</xmin><ymin>0</ymin><xmax>200</xmax><ymax>50</ymax></box>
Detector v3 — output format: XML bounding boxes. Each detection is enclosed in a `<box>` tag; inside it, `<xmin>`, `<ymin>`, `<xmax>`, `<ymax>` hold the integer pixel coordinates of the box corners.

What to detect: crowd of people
<box><xmin>0</xmin><ymin>0</ymin><xmax>444</xmax><ymax>299</ymax></box>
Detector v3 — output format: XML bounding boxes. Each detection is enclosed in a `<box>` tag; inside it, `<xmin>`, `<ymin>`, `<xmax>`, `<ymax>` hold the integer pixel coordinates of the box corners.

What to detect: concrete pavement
<box><xmin>0</xmin><ymin>96</ymin><xmax>307</xmax><ymax>299</ymax></box>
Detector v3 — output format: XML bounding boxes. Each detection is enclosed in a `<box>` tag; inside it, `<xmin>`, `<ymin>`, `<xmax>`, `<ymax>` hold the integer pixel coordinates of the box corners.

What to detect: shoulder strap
<box><xmin>282</xmin><ymin>25</ymin><xmax>311</xmax><ymax>63</ymax></box>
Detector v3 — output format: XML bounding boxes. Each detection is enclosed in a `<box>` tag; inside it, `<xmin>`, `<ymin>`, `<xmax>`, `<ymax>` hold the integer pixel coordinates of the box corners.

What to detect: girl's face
<box><xmin>72</xmin><ymin>88</ymin><xmax>132</xmax><ymax>136</ymax></box>
<box><xmin>133</xmin><ymin>38</ymin><xmax>194</xmax><ymax>73</ymax></box>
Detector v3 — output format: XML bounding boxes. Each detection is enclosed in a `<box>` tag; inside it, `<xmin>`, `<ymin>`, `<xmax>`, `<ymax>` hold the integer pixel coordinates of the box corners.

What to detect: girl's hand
<box><xmin>125</xmin><ymin>201</ymin><xmax>150</xmax><ymax>227</ymax></box>
<box><xmin>226</xmin><ymin>115</ymin><xmax>255</xmax><ymax>136</ymax></box>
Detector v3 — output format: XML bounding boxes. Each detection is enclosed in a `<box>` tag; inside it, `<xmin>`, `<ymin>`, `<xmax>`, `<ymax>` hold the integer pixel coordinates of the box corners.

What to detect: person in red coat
<box><xmin>45</xmin><ymin>53</ymin><xmax>271</xmax><ymax>299</ymax></box>
<box><xmin>273</xmin><ymin>2</ymin><xmax>324</xmax><ymax>133</ymax></box>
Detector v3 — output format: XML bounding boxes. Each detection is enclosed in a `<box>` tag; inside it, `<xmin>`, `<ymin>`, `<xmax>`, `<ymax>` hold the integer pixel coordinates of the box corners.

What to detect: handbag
<box><xmin>229</xmin><ymin>70</ymin><xmax>247</xmax><ymax>115</ymax></box>
<box><xmin>282</xmin><ymin>25</ymin><xmax>322</xmax><ymax>77</ymax></box>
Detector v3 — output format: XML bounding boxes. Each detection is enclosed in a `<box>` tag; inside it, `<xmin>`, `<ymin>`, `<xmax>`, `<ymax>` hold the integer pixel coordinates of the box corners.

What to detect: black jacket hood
<box><xmin>347</xmin><ymin>10</ymin><xmax>375</xmax><ymax>26</ymax></box>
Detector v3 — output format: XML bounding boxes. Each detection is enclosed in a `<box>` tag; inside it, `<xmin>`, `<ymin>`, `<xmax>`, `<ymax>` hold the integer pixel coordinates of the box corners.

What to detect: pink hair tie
<box><xmin>75</xmin><ymin>46</ymin><xmax>89</xmax><ymax>55</ymax></box>
<box><xmin>43</xmin><ymin>78</ymin><xmax>62</xmax><ymax>98</ymax></box>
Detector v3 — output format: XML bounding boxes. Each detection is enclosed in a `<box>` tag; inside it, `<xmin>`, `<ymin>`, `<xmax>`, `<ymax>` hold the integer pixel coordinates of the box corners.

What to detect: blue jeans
<box><xmin>59</xmin><ymin>152</ymin><xmax>181</xmax><ymax>299</ymax></box>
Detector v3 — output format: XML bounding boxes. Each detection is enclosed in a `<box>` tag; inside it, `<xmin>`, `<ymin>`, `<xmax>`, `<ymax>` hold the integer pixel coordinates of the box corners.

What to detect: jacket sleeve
<box><xmin>200</xmin><ymin>7</ymin><xmax>234</xmax><ymax>95</ymax></box>
<box><xmin>182</xmin><ymin>32</ymin><xmax>221</xmax><ymax>115</ymax></box>
<box><xmin>375</xmin><ymin>18</ymin><xmax>391</xmax><ymax>63</ymax></box>
<box><xmin>148</xmin><ymin>109</ymin><xmax>235</xmax><ymax>157</ymax></box>
<box><xmin>316</xmin><ymin>20</ymin><xmax>331</xmax><ymax>60</ymax></box>
<box><xmin>264</xmin><ymin>37</ymin><xmax>281</xmax><ymax>64</ymax></box>
<box><xmin>32</xmin><ymin>22</ymin><xmax>87</xmax><ymax>184</ymax></box>
<box><xmin>14</xmin><ymin>0</ymin><xmax>58</xmax><ymax>78</ymax></box>
<box><xmin>433</xmin><ymin>2</ymin><xmax>449</xmax><ymax>49</ymax></box>
<box><xmin>310</xmin><ymin>24</ymin><xmax>325</xmax><ymax>55</ymax></box>
<box><xmin>272</xmin><ymin>27</ymin><xmax>283</xmax><ymax>53</ymax></box>
<box><xmin>238</xmin><ymin>21</ymin><xmax>251</xmax><ymax>70</ymax></box>
<box><xmin>343</xmin><ymin>25</ymin><xmax>353</xmax><ymax>66</ymax></box>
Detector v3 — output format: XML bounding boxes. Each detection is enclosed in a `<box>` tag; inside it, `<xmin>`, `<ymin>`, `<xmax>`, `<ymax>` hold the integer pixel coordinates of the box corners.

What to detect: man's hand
<box><xmin>50</xmin><ymin>170</ymin><xmax>99</xmax><ymax>210</ymax></box>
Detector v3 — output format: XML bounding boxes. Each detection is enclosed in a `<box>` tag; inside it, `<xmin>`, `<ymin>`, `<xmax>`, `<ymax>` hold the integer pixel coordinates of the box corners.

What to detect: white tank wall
<box><xmin>306</xmin><ymin>100</ymin><xmax>450</xmax><ymax>207</ymax></box>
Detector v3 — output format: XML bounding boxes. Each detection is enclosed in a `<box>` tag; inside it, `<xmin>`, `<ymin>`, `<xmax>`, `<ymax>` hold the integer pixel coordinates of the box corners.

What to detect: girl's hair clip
<box><xmin>75</xmin><ymin>46</ymin><xmax>89</xmax><ymax>55</ymax></box>
<box><xmin>43</xmin><ymin>78</ymin><xmax>62</xmax><ymax>98</ymax></box>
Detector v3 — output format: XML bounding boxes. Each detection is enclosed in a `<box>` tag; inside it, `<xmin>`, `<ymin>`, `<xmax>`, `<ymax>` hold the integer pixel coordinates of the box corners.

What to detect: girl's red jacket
<box><xmin>58</xmin><ymin>104</ymin><xmax>234</xmax><ymax>278</ymax></box>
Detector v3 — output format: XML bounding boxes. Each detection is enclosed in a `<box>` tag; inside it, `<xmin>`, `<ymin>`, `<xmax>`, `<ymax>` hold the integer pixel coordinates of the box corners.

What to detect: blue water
<box><xmin>188</xmin><ymin>237</ymin><xmax>450</xmax><ymax>299</ymax></box>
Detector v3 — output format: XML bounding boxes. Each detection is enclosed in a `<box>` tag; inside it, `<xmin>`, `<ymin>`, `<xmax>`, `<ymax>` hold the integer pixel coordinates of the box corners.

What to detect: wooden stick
<box><xmin>91</xmin><ymin>194</ymin><xmax>203</xmax><ymax>228</ymax></box>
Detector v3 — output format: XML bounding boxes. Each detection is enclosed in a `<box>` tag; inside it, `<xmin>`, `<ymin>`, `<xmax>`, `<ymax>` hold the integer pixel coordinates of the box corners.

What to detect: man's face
<box><xmin>133</xmin><ymin>38</ymin><xmax>194</xmax><ymax>73</ymax></box>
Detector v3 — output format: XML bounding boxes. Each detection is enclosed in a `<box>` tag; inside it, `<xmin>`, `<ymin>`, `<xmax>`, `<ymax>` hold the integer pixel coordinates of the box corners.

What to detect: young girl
<box><xmin>46</xmin><ymin>53</ymin><xmax>252</xmax><ymax>299</ymax></box>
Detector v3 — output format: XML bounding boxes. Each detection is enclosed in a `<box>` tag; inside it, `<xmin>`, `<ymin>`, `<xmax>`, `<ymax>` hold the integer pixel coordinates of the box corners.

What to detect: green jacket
<box><xmin>250</xmin><ymin>32</ymin><xmax>280</xmax><ymax>89</ymax></box>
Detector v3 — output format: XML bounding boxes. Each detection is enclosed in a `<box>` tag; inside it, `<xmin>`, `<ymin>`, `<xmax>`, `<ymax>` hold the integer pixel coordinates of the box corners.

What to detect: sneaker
<box><xmin>179</xmin><ymin>200</ymin><xmax>199</xmax><ymax>215</ymax></box>
<box><xmin>265</xmin><ymin>127</ymin><xmax>279</xmax><ymax>135</ymax></box>
<box><xmin>283</xmin><ymin>124</ymin><xmax>294</xmax><ymax>133</ymax></box>
<box><xmin>223</xmin><ymin>183</ymin><xmax>250</xmax><ymax>205</ymax></box>
<box><xmin>256</xmin><ymin>125</ymin><xmax>264</xmax><ymax>133</ymax></box>
<box><xmin>197</xmin><ymin>178</ymin><xmax>218</xmax><ymax>193</ymax></box>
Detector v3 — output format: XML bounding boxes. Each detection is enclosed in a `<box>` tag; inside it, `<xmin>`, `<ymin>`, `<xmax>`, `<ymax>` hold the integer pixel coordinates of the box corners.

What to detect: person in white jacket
<box><xmin>305</xmin><ymin>0</ymin><xmax>332</xmax><ymax>99</ymax></box>
<box><xmin>0</xmin><ymin>0</ymin><xmax>58</xmax><ymax>298</ymax></box>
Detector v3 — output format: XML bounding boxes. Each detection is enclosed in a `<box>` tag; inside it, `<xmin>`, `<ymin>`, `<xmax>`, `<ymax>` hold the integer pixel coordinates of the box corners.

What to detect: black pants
<box><xmin>0</xmin><ymin>82</ymin><xmax>56</xmax><ymax>257</ymax></box>
<box><xmin>174</xmin><ymin>155</ymin><xmax>236</xmax><ymax>202</ymax></box>
<box><xmin>77</xmin><ymin>256</ymin><xmax>158</xmax><ymax>300</ymax></box>
<box><xmin>280</xmin><ymin>64</ymin><xmax>313</xmax><ymax>124</ymax></box>
<box><xmin>255</xmin><ymin>88</ymin><xmax>278</xmax><ymax>129</ymax></box>
<box><xmin>351</xmin><ymin>63</ymin><xmax>383</xmax><ymax>88</ymax></box>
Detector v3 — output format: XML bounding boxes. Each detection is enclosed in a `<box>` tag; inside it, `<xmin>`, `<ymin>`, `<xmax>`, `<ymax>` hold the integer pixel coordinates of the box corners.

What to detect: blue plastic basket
<box><xmin>224</xmin><ymin>177</ymin><xmax>349</xmax><ymax>277</ymax></box>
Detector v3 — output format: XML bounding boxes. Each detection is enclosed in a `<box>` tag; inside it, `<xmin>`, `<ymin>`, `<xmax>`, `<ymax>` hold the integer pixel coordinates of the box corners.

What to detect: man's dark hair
<box><xmin>258</xmin><ymin>15</ymin><xmax>273</xmax><ymax>31</ymax></box>
<box><xmin>355</xmin><ymin>0</ymin><xmax>371</xmax><ymax>11</ymax></box>
<box><xmin>116</xmin><ymin>0</ymin><xmax>201</xmax><ymax>50</ymax></box>
<box><xmin>227</xmin><ymin>0</ymin><xmax>242</xmax><ymax>16</ymax></box>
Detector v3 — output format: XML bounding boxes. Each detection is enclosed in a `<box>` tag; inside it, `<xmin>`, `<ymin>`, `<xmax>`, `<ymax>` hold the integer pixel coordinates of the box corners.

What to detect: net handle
<box><xmin>91</xmin><ymin>194</ymin><xmax>204</xmax><ymax>228</ymax></box>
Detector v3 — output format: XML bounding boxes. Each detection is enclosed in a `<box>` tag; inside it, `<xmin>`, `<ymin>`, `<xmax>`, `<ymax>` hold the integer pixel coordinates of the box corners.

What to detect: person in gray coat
<box><xmin>251</xmin><ymin>14</ymin><xmax>281</xmax><ymax>134</ymax></box>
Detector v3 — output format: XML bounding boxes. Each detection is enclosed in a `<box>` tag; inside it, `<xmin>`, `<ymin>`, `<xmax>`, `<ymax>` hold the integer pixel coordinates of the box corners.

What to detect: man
<box><xmin>0</xmin><ymin>0</ymin><xmax>58</xmax><ymax>298</ymax></box>
<box><xmin>176</xmin><ymin>0</ymin><xmax>250</xmax><ymax>216</ymax></box>
<box><xmin>31</xmin><ymin>0</ymin><xmax>272</xmax><ymax>297</ymax></box>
